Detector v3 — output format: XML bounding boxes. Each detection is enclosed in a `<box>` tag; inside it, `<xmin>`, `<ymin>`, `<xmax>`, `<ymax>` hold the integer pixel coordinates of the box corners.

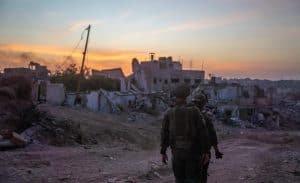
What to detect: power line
<box><xmin>71</xmin><ymin>30</ymin><xmax>86</xmax><ymax>56</ymax></box>
<box><xmin>61</xmin><ymin>29</ymin><xmax>87</xmax><ymax>67</ymax></box>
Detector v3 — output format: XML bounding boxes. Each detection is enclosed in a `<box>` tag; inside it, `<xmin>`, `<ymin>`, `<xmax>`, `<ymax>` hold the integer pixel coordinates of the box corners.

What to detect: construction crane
<box><xmin>74</xmin><ymin>24</ymin><xmax>91</xmax><ymax>105</ymax></box>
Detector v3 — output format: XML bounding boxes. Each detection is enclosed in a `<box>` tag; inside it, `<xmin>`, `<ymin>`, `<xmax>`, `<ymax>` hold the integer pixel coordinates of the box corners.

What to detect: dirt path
<box><xmin>161</xmin><ymin>131</ymin><xmax>300</xmax><ymax>183</ymax></box>
<box><xmin>1</xmin><ymin>130</ymin><xmax>299</xmax><ymax>183</ymax></box>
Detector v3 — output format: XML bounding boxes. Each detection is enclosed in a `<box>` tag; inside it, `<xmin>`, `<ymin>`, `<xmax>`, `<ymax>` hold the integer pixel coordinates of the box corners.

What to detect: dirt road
<box><xmin>1</xmin><ymin>130</ymin><xmax>299</xmax><ymax>183</ymax></box>
<box><xmin>1</xmin><ymin>106</ymin><xmax>299</xmax><ymax>182</ymax></box>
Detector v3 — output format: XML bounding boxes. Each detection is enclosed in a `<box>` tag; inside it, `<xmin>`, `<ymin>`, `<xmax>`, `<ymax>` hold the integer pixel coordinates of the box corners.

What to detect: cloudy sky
<box><xmin>0</xmin><ymin>0</ymin><xmax>300</xmax><ymax>79</ymax></box>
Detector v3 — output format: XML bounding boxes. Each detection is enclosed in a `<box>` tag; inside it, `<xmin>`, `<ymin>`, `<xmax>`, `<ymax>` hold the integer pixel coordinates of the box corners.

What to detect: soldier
<box><xmin>192</xmin><ymin>93</ymin><xmax>223</xmax><ymax>183</ymax></box>
<box><xmin>161</xmin><ymin>85</ymin><xmax>211</xmax><ymax>183</ymax></box>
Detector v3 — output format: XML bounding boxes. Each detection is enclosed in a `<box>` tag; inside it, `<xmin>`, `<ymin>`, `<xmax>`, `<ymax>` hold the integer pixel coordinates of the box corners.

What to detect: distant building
<box><xmin>92</xmin><ymin>68</ymin><xmax>125</xmax><ymax>78</ymax></box>
<box><xmin>92</xmin><ymin>68</ymin><xmax>127</xmax><ymax>92</ymax></box>
<box><xmin>28</xmin><ymin>61</ymin><xmax>50</xmax><ymax>80</ymax></box>
<box><xmin>3</xmin><ymin>67</ymin><xmax>35</xmax><ymax>79</ymax></box>
<box><xmin>129</xmin><ymin>56</ymin><xmax>205</xmax><ymax>93</ymax></box>
<box><xmin>3</xmin><ymin>61</ymin><xmax>50</xmax><ymax>81</ymax></box>
<box><xmin>210</xmin><ymin>76</ymin><xmax>223</xmax><ymax>84</ymax></box>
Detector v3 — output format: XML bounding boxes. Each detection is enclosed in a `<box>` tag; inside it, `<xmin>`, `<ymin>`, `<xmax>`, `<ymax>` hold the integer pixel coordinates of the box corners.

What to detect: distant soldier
<box><xmin>192</xmin><ymin>93</ymin><xmax>223</xmax><ymax>183</ymax></box>
<box><xmin>161</xmin><ymin>85</ymin><xmax>210</xmax><ymax>183</ymax></box>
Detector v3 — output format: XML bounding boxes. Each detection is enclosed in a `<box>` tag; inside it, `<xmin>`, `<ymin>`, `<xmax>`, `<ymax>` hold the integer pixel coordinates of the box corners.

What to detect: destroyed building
<box><xmin>3</xmin><ymin>61</ymin><xmax>50</xmax><ymax>81</ymax></box>
<box><xmin>191</xmin><ymin>77</ymin><xmax>300</xmax><ymax>129</ymax></box>
<box><xmin>91</xmin><ymin>68</ymin><xmax>126</xmax><ymax>92</ymax></box>
<box><xmin>128</xmin><ymin>55</ymin><xmax>205</xmax><ymax>93</ymax></box>
<box><xmin>2</xmin><ymin>61</ymin><xmax>51</xmax><ymax>102</ymax></box>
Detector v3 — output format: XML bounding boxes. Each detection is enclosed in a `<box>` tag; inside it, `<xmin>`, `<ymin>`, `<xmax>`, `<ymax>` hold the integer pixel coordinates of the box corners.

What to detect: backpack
<box><xmin>168</xmin><ymin>104</ymin><xmax>204</xmax><ymax>153</ymax></box>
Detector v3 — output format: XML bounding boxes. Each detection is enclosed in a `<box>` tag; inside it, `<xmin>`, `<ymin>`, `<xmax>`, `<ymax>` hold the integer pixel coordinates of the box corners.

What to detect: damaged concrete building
<box><xmin>67</xmin><ymin>54</ymin><xmax>206</xmax><ymax>113</ymax></box>
<box><xmin>1</xmin><ymin>61</ymin><xmax>66</xmax><ymax>105</ymax></box>
<box><xmin>91</xmin><ymin>68</ymin><xmax>127</xmax><ymax>92</ymax></box>
<box><xmin>192</xmin><ymin>76</ymin><xmax>299</xmax><ymax>129</ymax></box>
<box><xmin>3</xmin><ymin>61</ymin><xmax>50</xmax><ymax>81</ymax></box>
<box><xmin>128</xmin><ymin>55</ymin><xmax>205</xmax><ymax>93</ymax></box>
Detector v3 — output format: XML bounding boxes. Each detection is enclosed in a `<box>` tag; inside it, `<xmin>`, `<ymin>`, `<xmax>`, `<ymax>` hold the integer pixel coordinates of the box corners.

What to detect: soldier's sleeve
<box><xmin>205</xmin><ymin>112</ymin><xmax>218</xmax><ymax>146</ymax></box>
<box><xmin>160</xmin><ymin>110</ymin><xmax>170</xmax><ymax>155</ymax></box>
<box><xmin>194</xmin><ymin>107</ymin><xmax>210</xmax><ymax>153</ymax></box>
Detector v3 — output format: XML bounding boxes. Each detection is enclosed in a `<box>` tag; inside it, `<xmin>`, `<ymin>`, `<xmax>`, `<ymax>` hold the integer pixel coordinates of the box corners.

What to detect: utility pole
<box><xmin>149</xmin><ymin>52</ymin><xmax>155</xmax><ymax>61</ymax></box>
<box><xmin>74</xmin><ymin>25</ymin><xmax>91</xmax><ymax>105</ymax></box>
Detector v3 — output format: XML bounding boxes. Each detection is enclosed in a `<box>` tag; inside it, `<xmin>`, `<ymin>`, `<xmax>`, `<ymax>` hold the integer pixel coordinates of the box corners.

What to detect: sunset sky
<box><xmin>0</xmin><ymin>0</ymin><xmax>300</xmax><ymax>80</ymax></box>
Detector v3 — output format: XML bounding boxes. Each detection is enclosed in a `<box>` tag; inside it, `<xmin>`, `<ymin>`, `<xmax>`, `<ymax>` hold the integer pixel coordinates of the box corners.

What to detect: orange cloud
<box><xmin>1</xmin><ymin>43</ymin><xmax>298</xmax><ymax>79</ymax></box>
<box><xmin>0</xmin><ymin>43</ymin><xmax>144</xmax><ymax>60</ymax></box>
<box><xmin>0</xmin><ymin>43</ymin><xmax>145</xmax><ymax>75</ymax></box>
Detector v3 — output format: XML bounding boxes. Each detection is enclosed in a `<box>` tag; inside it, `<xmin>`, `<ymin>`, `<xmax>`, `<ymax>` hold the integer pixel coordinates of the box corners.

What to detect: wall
<box><xmin>86</xmin><ymin>91</ymin><xmax>99</xmax><ymax>111</ymax></box>
<box><xmin>46</xmin><ymin>83</ymin><xmax>65</xmax><ymax>105</ymax></box>
<box><xmin>66</xmin><ymin>93</ymin><xmax>76</xmax><ymax>106</ymax></box>
<box><xmin>217</xmin><ymin>85</ymin><xmax>241</xmax><ymax>101</ymax></box>
<box><xmin>132</xmin><ymin>58</ymin><xmax>204</xmax><ymax>93</ymax></box>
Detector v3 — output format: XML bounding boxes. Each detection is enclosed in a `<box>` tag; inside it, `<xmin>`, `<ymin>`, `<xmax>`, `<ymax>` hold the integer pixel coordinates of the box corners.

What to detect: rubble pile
<box><xmin>191</xmin><ymin>82</ymin><xmax>300</xmax><ymax>131</ymax></box>
<box><xmin>30</xmin><ymin>112</ymin><xmax>97</xmax><ymax>146</ymax></box>
<box><xmin>0</xmin><ymin>76</ymin><xmax>34</xmax><ymax>132</ymax></box>
<box><xmin>0</xmin><ymin>76</ymin><xmax>35</xmax><ymax>149</ymax></box>
<box><xmin>0</xmin><ymin>110</ymin><xmax>97</xmax><ymax>147</ymax></box>
<box><xmin>0</xmin><ymin>76</ymin><xmax>97</xmax><ymax>149</ymax></box>
<box><xmin>276</xmin><ymin>101</ymin><xmax>300</xmax><ymax>130</ymax></box>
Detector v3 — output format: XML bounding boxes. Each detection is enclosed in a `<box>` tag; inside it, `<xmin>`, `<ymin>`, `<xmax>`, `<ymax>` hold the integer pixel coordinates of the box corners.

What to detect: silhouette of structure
<box><xmin>128</xmin><ymin>56</ymin><xmax>205</xmax><ymax>93</ymax></box>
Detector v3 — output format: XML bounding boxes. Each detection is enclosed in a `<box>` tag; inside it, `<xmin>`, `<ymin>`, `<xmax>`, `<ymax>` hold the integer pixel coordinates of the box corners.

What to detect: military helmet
<box><xmin>192</xmin><ymin>93</ymin><xmax>207</xmax><ymax>105</ymax></box>
<box><xmin>174</xmin><ymin>84</ymin><xmax>190</xmax><ymax>98</ymax></box>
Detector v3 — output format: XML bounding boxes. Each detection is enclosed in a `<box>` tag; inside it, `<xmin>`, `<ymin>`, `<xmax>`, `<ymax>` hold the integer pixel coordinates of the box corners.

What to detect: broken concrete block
<box><xmin>10</xmin><ymin>132</ymin><xmax>27</xmax><ymax>146</ymax></box>
<box><xmin>0</xmin><ymin>130</ymin><xmax>27</xmax><ymax>149</ymax></box>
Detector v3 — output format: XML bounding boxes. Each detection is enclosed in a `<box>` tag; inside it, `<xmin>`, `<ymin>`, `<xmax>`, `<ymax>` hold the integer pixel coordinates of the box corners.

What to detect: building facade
<box><xmin>130</xmin><ymin>56</ymin><xmax>205</xmax><ymax>93</ymax></box>
<box><xmin>3</xmin><ymin>61</ymin><xmax>50</xmax><ymax>81</ymax></box>
<box><xmin>91</xmin><ymin>68</ymin><xmax>127</xmax><ymax>92</ymax></box>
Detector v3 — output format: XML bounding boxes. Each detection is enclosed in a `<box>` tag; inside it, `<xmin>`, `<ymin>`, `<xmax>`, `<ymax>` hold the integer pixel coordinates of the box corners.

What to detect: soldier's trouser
<box><xmin>200</xmin><ymin>153</ymin><xmax>211</xmax><ymax>183</ymax></box>
<box><xmin>172</xmin><ymin>156</ymin><xmax>202</xmax><ymax>183</ymax></box>
<box><xmin>200</xmin><ymin>160</ymin><xmax>209</xmax><ymax>183</ymax></box>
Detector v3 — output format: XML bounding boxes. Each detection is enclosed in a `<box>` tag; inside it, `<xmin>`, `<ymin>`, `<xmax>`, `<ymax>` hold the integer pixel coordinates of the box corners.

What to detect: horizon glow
<box><xmin>0</xmin><ymin>0</ymin><xmax>300</xmax><ymax>80</ymax></box>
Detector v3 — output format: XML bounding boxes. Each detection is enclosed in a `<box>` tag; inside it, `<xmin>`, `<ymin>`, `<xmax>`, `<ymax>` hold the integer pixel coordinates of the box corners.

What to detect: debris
<box><xmin>0</xmin><ymin>76</ymin><xmax>35</xmax><ymax>134</ymax></box>
<box><xmin>153</xmin><ymin>171</ymin><xmax>163</xmax><ymax>179</ymax></box>
<box><xmin>10</xmin><ymin>132</ymin><xmax>27</xmax><ymax>146</ymax></box>
<box><xmin>0</xmin><ymin>130</ymin><xmax>27</xmax><ymax>150</ymax></box>
<box><xmin>36</xmin><ymin>117</ymin><xmax>86</xmax><ymax>146</ymax></box>
<box><xmin>83</xmin><ymin>146</ymin><xmax>92</xmax><ymax>149</ymax></box>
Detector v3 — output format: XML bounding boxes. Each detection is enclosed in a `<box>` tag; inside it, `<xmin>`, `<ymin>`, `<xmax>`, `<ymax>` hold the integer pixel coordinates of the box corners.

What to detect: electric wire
<box><xmin>60</xmin><ymin>29</ymin><xmax>87</xmax><ymax>69</ymax></box>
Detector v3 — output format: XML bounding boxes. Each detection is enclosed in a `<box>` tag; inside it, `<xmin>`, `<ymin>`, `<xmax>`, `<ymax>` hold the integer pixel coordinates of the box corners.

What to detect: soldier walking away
<box><xmin>192</xmin><ymin>93</ymin><xmax>223</xmax><ymax>183</ymax></box>
<box><xmin>161</xmin><ymin>85</ymin><xmax>211</xmax><ymax>183</ymax></box>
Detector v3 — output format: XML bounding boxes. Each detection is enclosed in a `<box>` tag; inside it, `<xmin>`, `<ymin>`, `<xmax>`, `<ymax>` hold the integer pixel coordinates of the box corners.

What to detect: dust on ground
<box><xmin>1</xmin><ymin>105</ymin><xmax>300</xmax><ymax>183</ymax></box>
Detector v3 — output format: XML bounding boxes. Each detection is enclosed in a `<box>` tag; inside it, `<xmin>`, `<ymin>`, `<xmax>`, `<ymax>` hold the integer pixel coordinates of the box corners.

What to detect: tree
<box><xmin>50</xmin><ymin>63</ymin><xmax>120</xmax><ymax>92</ymax></box>
<box><xmin>63</xmin><ymin>63</ymin><xmax>77</xmax><ymax>75</ymax></box>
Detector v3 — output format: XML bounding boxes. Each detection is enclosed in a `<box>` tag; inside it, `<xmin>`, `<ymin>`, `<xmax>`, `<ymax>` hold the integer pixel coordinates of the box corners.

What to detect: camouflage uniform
<box><xmin>192</xmin><ymin>93</ymin><xmax>219</xmax><ymax>183</ymax></box>
<box><xmin>200</xmin><ymin>110</ymin><xmax>218</xmax><ymax>183</ymax></box>
<box><xmin>161</xmin><ymin>85</ymin><xmax>210</xmax><ymax>183</ymax></box>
